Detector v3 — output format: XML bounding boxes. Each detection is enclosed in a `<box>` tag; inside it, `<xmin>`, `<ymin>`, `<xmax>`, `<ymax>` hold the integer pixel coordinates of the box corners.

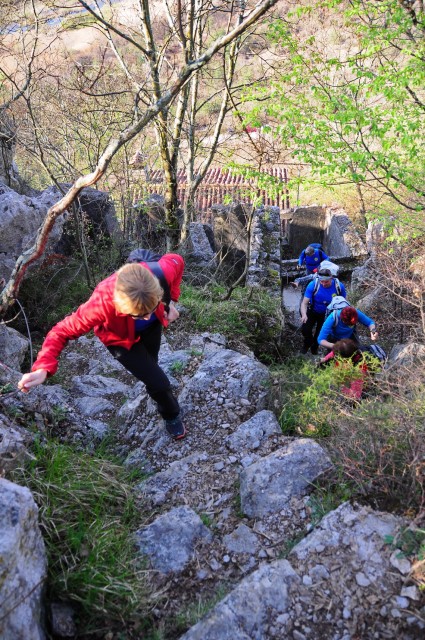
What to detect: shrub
<box><xmin>179</xmin><ymin>283</ymin><xmax>284</xmax><ymax>363</ymax></box>
<box><xmin>277</xmin><ymin>357</ymin><xmax>368</xmax><ymax>436</ymax></box>
<box><xmin>275</xmin><ymin>357</ymin><xmax>425</xmax><ymax>517</ymax></box>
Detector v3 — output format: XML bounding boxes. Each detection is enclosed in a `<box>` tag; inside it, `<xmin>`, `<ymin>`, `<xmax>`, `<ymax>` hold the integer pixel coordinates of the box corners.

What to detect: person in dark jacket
<box><xmin>18</xmin><ymin>254</ymin><xmax>186</xmax><ymax>440</ymax></box>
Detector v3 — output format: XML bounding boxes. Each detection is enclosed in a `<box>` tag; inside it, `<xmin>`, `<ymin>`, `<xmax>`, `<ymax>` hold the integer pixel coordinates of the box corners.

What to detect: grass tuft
<box><xmin>179</xmin><ymin>283</ymin><xmax>284</xmax><ymax>363</ymax></box>
<box><xmin>9</xmin><ymin>439</ymin><xmax>152</xmax><ymax>632</ymax></box>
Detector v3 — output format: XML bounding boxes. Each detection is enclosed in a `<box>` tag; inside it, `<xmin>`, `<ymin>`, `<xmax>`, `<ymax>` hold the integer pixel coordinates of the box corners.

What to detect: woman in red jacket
<box><xmin>18</xmin><ymin>254</ymin><xmax>186</xmax><ymax>439</ymax></box>
<box><xmin>318</xmin><ymin>338</ymin><xmax>374</xmax><ymax>400</ymax></box>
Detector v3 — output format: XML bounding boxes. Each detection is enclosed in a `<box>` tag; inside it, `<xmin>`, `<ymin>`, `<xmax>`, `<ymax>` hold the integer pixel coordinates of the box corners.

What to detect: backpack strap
<box><xmin>334</xmin><ymin>278</ymin><xmax>341</xmax><ymax>295</ymax></box>
<box><xmin>145</xmin><ymin>261</ymin><xmax>171</xmax><ymax>311</ymax></box>
<box><xmin>332</xmin><ymin>309</ymin><xmax>339</xmax><ymax>328</ymax></box>
<box><xmin>126</xmin><ymin>249</ymin><xmax>171</xmax><ymax>312</ymax></box>
<box><xmin>310</xmin><ymin>277</ymin><xmax>320</xmax><ymax>307</ymax></box>
<box><xmin>312</xmin><ymin>276</ymin><xmax>339</xmax><ymax>307</ymax></box>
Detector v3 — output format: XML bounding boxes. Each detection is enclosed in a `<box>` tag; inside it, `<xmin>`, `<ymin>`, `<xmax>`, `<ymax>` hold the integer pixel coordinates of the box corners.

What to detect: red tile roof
<box><xmin>134</xmin><ymin>167</ymin><xmax>290</xmax><ymax>212</ymax></box>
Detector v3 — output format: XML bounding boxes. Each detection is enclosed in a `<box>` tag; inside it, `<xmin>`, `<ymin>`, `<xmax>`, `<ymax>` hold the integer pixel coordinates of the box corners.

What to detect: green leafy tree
<box><xmin>245</xmin><ymin>0</ymin><xmax>425</xmax><ymax>223</ymax></box>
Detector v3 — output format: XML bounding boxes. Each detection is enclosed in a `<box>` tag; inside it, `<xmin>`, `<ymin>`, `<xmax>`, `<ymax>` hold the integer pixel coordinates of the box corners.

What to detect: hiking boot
<box><xmin>300</xmin><ymin>346</ymin><xmax>309</xmax><ymax>354</ymax></box>
<box><xmin>311</xmin><ymin>346</ymin><xmax>318</xmax><ymax>355</ymax></box>
<box><xmin>164</xmin><ymin>415</ymin><xmax>186</xmax><ymax>439</ymax></box>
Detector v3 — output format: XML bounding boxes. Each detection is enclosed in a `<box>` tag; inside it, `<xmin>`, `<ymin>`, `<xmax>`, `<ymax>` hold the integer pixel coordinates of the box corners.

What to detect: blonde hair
<box><xmin>113</xmin><ymin>263</ymin><xmax>163</xmax><ymax>316</ymax></box>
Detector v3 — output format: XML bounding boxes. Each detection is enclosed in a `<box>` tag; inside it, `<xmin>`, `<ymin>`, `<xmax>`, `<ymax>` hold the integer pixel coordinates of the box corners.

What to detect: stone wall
<box><xmin>286</xmin><ymin>205</ymin><xmax>327</xmax><ymax>254</ymax></box>
<box><xmin>247</xmin><ymin>205</ymin><xmax>281</xmax><ymax>288</ymax></box>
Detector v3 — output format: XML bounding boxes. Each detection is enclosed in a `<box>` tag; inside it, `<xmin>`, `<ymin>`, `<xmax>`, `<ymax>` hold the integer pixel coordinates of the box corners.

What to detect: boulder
<box><xmin>0</xmin><ymin>324</ymin><xmax>29</xmax><ymax>370</ymax></box>
<box><xmin>0</xmin><ymin>478</ymin><xmax>47</xmax><ymax>640</ymax></box>
<box><xmin>240</xmin><ymin>439</ymin><xmax>332</xmax><ymax>517</ymax></box>
<box><xmin>387</xmin><ymin>342</ymin><xmax>425</xmax><ymax>368</ymax></box>
<box><xmin>0</xmin><ymin>184</ymin><xmax>67</xmax><ymax>280</ymax></box>
<box><xmin>179</xmin><ymin>559</ymin><xmax>300</xmax><ymax>639</ymax></box>
<box><xmin>225</xmin><ymin>409</ymin><xmax>281</xmax><ymax>453</ymax></box>
<box><xmin>0</xmin><ymin>415</ymin><xmax>35</xmax><ymax>474</ymax></box>
<box><xmin>178</xmin><ymin>349</ymin><xmax>270</xmax><ymax>419</ymax></box>
<box><xmin>135</xmin><ymin>506</ymin><xmax>213</xmax><ymax>574</ymax></box>
<box><xmin>55</xmin><ymin>187</ymin><xmax>119</xmax><ymax>255</ymax></box>
<box><xmin>0</xmin><ymin>183</ymin><xmax>118</xmax><ymax>281</ymax></box>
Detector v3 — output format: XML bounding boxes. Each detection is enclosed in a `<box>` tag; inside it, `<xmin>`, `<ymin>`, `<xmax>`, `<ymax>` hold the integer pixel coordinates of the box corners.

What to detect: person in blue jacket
<box><xmin>318</xmin><ymin>306</ymin><xmax>378</xmax><ymax>350</ymax></box>
<box><xmin>298</xmin><ymin>244</ymin><xmax>329</xmax><ymax>274</ymax></box>
<box><xmin>300</xmin><ymin>268</ymin><xmax>347</xmax><ymax>354</ymax></box>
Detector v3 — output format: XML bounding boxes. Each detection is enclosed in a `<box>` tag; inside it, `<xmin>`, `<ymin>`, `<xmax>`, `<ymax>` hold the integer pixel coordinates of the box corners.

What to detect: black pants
<box><xmin>107</xmin><ymin>321</ymin><xmax>180</xmax><ymax>420</ymax></box>
<box><xmin>301</xmin><ymin>308</ymin><xmax>326</xmax><ymax>353</ymax></box>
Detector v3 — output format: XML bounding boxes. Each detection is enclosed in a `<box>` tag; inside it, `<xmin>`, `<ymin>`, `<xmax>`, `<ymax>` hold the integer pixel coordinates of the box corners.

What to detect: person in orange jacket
<box><xmin>18</xmin><ymin>254</ymin><xmax>187</xmax><ymax>439</ymax></box>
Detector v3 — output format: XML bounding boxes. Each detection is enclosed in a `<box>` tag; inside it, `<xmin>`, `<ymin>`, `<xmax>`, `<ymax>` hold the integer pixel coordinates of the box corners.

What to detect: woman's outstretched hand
<box><xmin>164</xmin><ymin>304</ymin><xmax>180</xmax><ymax>323</ymax></box>
<box><xmin>18</xmin><ymin>369</ymin><xmax>48</xmax><ymax>392</ymax></box>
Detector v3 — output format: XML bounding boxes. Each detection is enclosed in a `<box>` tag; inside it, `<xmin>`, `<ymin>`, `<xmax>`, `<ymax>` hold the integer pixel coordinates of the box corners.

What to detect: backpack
<box><xmin>325</xmin><ymin>295</ymin><xmax>351</xmax><ymax>326</ymax></box>
<box><xmin>126</xmin><ymin>248</ymin><xmax>171</xmax><ymax>310</ymax></box>
<box><xmin>319</xmin><ymin>260</ymin><xmax>339</xmax><ymax>276</ymax></box>
<box><xmin>361</xmin><ymin>344</ymin><xmax>387</xmax><ymax>363</ymax></box>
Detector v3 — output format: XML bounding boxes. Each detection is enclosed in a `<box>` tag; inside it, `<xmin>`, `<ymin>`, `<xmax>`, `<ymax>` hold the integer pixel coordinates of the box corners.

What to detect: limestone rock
<box><xmin>135</xmin><ymin>506</ymin><xmax>213</xmax><ymax>573</ymax></box>
<box><xmin>178</xmin><ymin>349</ymin><xmax>269</xmax><ymax>415</ymax></box>
<box><xmin>0</xmin><ymin>416</ymin><xmax>34</xmax><ymax>474</ymax></box>
<box><xmin>388</xmin><ymin>342</ymin><xmax>425</xmax><ymax>368</ymax></box>
<box><xmin>240</xmin><ymin>439</ymin><xmax>332</xmax><ymax>517</ymax></box>
<box><xmin>225</xmin><ymin>409</ymin><xmax>281</xmax><ymax>452</ymax></box>
<box><xmin>0</xmin><ymin>478</ymin><xmax>47</xmax><ymax>640</ymax></box>
<box><xmin>0</xmin><ymin>324</ymin><xmax>29</xmax><ymax>370</ymax></box>
<box><xmin>179</xmin><ymin>560</ymin><xmax>300</xmax><ymax>639</ymax></box>
<box><xmin>0</xmin><ymin>184</ymin><xmax>68</xmax><ymax>279</ymax></box>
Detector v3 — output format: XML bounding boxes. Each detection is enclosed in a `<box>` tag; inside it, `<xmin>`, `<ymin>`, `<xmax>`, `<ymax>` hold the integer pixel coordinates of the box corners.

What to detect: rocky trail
<box><xmin>1</xmin><ymin>325</ymin><xmax>424</xmax><ymax>640</ymax></box>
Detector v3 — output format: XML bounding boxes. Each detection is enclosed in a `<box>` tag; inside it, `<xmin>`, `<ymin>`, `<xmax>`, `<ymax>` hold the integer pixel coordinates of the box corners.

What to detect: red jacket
<box><xmin>32</xmin><ymin>254</ymin><xmax>184</xmax><ymax>376</ymax></box>
<box><xmin>322</xmin><ymin>350</ymin><xmax>369</xmax><ymax>400</ymax></box>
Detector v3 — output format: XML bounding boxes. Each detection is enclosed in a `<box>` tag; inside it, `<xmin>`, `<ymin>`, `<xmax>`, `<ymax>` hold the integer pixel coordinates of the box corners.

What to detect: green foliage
<box><xmin>329</xmin><ymin>390</ymin><xmax>425</xmax><ymax>512</ymax></box>
<box><xmin>242</xmin><ymin>0</ymin><xmax>425</xmax><ymax>222</ymax></box>
<box><xmin>169</xmin><ymin>360</ymin><xmax>186</xmax><ymax>374</ymax></box>
<box><xmin>0</xmin><ymin>382</ymin><xmax>15</xmax><ymax>396</ymax></box>
<box><xmin>278</xmin><ymin>532</ymin><xmax>307</xmax><ymax>558</ymax></box>
<box><xmin>274</xmin><ymin>354</ymin><xmax>425</xmax><ymax>515</ymax></box>
<box><xmin>16</xmin><ymin>260</ymin><xmax>93</xmax><ymax>332</ymax></box>
<box><xmin>307</xmin><ymin>478</ymin><xmax>354</xmax><ymax>527</ymax></box>
<box><xmin>385</xmin><ymin>527</ymin><xmax>425</xmax><ymax>561</ymax></box>
<box><xmin>199</xmin><ymin>512</ymin><xmax>214</xmax><ymax>527</ymax></box>
<box><xmin>277</xmin><ymin>357</ymin><xmax>367</xmax><ymax>436</ymax></box>
<box><xmin>179</xmin><ymin>283</ymin><xmax>283</xmax><ymax>363</ymax></box>
<box><xmin>9</xmin><ymin>440</ymin><xmax>151</xmax><ymax>633</ymax></box>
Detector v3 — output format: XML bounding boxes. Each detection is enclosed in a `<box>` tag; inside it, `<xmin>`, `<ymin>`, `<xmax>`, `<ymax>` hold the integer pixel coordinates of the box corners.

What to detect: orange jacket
<box><xmin>32</xmin><ymin>253</ymin><xmax>184</xmax><ymax>376</ymax></box>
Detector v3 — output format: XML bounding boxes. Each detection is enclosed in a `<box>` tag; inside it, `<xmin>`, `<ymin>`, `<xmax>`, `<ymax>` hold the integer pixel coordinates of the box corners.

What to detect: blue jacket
<box><xmin>318</xmin><ymin>308</ymin><xmax>375</xmax><ymax>343</ymax></box>
<box><xmin>298</xmin><ymin>248</ymin><xmax>329</xmax><ymax>273</ymax></box>
<box><xmin>304</xmin><ymin>279</ymin><xmax>347</xmax><ymax>314</ymax></box>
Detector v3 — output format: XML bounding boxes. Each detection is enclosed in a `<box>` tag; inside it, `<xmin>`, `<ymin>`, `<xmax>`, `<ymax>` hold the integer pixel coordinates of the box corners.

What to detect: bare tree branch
<box><xmin>0</xmin><ymin>0</ymin><xmax>280</xmax><ymax>315</ymax></box>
